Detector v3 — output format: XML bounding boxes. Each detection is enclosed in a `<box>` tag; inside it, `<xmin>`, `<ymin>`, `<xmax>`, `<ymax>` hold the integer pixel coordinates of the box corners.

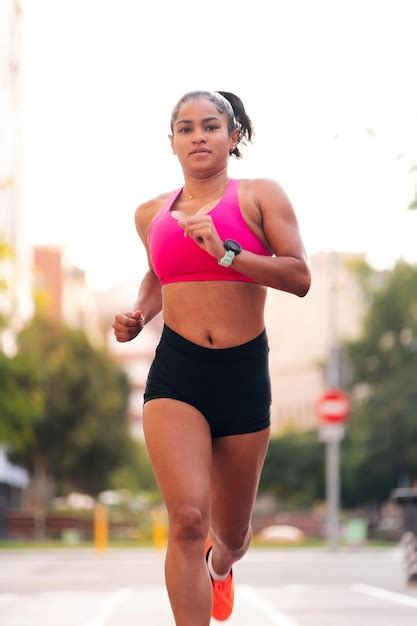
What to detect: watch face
<box><xmin>224</xmin><ymin>239</ymin><xmax>242</xmax><ymax>254</ymax></box>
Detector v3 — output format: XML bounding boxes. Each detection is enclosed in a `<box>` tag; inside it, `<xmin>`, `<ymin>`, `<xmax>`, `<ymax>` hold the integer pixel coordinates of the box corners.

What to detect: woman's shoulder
<box><xmin>135</xmin><ymin>190</ymin><xmax>175</xmax><ymax>216</ymax></box>
<box><xmin>238</xmin><ymin>178</ymin><xmax>291</xmax><ymax>209</ymax></box>
<box><xmin>238</xmin><ymin>177</ymin><xmax>287</xmax><ymax>194</ymax></box>
<box><xmin>135</xmin><ymin>190</ymin><xmax>176</xmax><ymax>229</ymax></box>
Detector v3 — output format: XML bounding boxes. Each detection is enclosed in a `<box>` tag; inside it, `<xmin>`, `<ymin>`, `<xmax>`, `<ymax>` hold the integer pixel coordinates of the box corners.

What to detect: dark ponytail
<box><xmin>216</xmin><ymin>91</ymin><xmax>254</xmax><ymax>158</ymax></box>
<box><xmin>170</xmin><ymin>90</ymin><xmax>254</xmax><ymax>159</ymax></box>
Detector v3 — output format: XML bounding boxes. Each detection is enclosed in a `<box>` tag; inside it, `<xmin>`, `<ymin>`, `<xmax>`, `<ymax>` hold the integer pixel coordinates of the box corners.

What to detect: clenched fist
<box><xmin>112</xmin><ymin>309</ymin><xmax>145</xmax><ymax>342</ymax></box>
<box><xmin>178</xmin><ymin>215</ymin><xmax>224</xmax><ymax>260</ymax></box>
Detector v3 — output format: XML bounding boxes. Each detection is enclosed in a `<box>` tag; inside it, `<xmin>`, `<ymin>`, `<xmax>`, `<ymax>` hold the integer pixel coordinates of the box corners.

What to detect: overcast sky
<box><xmin>21</xmin><ymin>0</ymin><xmax>417</xmax><ymax>291</ymax></box>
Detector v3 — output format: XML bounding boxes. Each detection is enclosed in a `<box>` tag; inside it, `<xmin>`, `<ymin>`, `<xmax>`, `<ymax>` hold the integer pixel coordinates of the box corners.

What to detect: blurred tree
<box><xmin>342</xmin><ymin>261</ymin><xmax>417</xmax><ymax>506</ymax></box>
<box><xmin>0</xmin><ymin>353</ymin><xmax>44</xmax><ymax>453</ymax></box>
<box><xmin>9</xmin><ymin>315</ymin><xmax>134</xmax><ymax>520</ymax></box>
<box><xmin>259</xmin><ymin>429</ymin><xmax>324</xmax><ymax>508</ymax></box>
<box><xmin>109</xmin><ymin>439</ymin><xmax>158</xmax><ymax>495</ymax></box>
<box><xmin>1</xmin><ymin>233</ymin><xmax>43</xmax><ymax>461</ymax></box>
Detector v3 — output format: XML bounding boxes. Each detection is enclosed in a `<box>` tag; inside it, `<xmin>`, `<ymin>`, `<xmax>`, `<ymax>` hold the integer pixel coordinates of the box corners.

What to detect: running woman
<box><xmin>112</xmin><ymin>90</ymin><xmax>311</xmax><ymax>626</ymax></box>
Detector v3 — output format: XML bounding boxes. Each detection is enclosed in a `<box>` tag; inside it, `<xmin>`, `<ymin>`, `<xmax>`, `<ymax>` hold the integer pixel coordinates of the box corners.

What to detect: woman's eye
<box><xmin>179</xmin><ymin>127</ymin><xmax>191</xmax><ymax>133</ymax></box>
<box><xmin>206</xmin><ymin>125</ymin><xmax>219</xmax><ymax>131</ymax></box>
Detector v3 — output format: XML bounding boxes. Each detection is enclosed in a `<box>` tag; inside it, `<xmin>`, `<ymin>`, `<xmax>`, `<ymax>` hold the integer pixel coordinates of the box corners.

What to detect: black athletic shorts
<box><xmin>143</xmin><ymin>324</ymin><xmax>272</xmax><ymax>438</ymax></box>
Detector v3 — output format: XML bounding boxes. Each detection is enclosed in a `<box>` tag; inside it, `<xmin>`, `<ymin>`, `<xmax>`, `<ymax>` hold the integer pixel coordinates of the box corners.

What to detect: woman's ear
<box><xmin>230</xmin><ymin>127</ymin><xmax>239</xmax><ymax>152</ymax></box>
<box><xmin>169</xmin><ymin>134</ymin><xmax>176</xmax><ymax>154</ymax></box>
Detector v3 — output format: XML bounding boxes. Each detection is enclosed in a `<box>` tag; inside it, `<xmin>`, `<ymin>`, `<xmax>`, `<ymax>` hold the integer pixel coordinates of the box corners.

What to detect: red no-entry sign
<box><xmin>317</xmin><ymin>388</ymin><xmax>351</xmax><ymax>424</ymax></box>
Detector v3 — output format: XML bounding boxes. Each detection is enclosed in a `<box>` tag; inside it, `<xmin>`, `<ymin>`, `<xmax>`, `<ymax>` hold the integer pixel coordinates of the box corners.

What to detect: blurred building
<box><xmin>0</xmin><ymin>0</ymin><xmax>32</xmax><ymax>352</ymax></box>
<box><xmin>265</xmin><ymin>251</ymin><xmax>366</xmax><ymax>431</ymax></box>
<box><xmin>32</xmin><ymin>246</ymin><xmax>62</xmax><ymax>319</ymax></box>
<box><xmin>0</xmin><ymin>444</ymin><xmax>29</xmax><ymax>538</ymax></box>
<box><xmin>32</xmin><ymin>245</ymin><xmax>103</xmax><ymax>345</ymax></box>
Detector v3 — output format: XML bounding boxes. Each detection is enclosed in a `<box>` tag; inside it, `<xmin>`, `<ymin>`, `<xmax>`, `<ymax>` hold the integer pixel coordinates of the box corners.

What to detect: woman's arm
<box><xmin>112</xmin><ymin>201</ymin><xmax>163</xmax><ymax>342</ymax></box>
<box><xmin>230</xmin><ymin>178</ymin><xmax>311</xmax><ymax>296</ymax></box>
<box><xmin>179</xmin><ymin>178</ymin><xmax>311</xmax><ymax>297</ymax></box>
<box><xmin>132</xmin><ymin>269</ymin><xmax>162</xmax><ymax>325</ymax></box>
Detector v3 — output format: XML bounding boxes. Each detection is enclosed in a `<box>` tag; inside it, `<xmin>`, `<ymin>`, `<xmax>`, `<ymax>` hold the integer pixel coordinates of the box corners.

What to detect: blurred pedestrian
<box><xmin>113</xmin><ymin>90</ymin><xmax>311</xmax><ymax>625</ymax></box>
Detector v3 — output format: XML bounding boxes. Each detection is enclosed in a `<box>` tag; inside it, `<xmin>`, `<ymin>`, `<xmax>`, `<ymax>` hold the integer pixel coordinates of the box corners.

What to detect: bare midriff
<box><xmin>162</xmin><ymin>281</ymin><xmax>267</xmax><ymax>348</ymax></box>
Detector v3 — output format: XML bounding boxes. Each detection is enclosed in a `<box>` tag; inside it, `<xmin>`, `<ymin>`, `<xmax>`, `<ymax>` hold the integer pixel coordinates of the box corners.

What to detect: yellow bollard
<box><xmin>152</xmin><ymin>509</ymin><xmax>167</xmax><ymax>549</ymax></box>
<box><xmin>94</xmin><ymin>503</ymin><xmax>108</xmax><ymax>552</ymax></box>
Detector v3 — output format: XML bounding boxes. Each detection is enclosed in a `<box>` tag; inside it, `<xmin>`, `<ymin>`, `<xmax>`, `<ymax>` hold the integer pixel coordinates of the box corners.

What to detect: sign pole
<box><xmin>324</xmin><ymin>251</ymin><xmax>343</xmax><ymax>550</ymax></box>
<box><xmin>326</xmin><ymin>436</ymin><xmax>340</xmax><ymax>549</ymax></box>
<box><xmin>317</xmin><ymin>389</ymin><xmax>350</xmax><ymax>551</ymax></box>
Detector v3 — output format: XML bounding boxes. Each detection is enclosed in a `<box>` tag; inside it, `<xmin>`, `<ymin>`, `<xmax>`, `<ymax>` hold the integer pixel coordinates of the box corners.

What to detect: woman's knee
<box><xmin>170</xmin><ymin>503</ymin><xmax>209</xmax><ymax>543</ymax></box>
<box><xmin>214</xmin><ymin>524</ymin><xmax>252</xmax><ymax>556</ymax></box>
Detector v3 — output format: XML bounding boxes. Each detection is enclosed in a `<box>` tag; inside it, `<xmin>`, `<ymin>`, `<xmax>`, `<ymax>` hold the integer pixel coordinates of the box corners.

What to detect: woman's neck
<box><xmin>182</xmin><ymin>171</ymin><xmax>229</xmax><ymax>200</ymax></box>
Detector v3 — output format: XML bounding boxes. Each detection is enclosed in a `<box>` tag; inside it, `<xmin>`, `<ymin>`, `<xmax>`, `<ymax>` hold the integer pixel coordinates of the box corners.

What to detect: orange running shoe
<box><xmin>205</xmin><ymin>538</ymin><xmax>235</xmax><ymax>622</ymax></box>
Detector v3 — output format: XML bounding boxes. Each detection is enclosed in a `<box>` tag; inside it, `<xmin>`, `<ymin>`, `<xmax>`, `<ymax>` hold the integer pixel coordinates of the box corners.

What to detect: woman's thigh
<box><xmin>210</xmin><ymin>427</ymin><xmax>270</xmax><ymax>543</ymax></box>
<box><xmin>143</xmin><ymin>398</ymin><xmax>213</xmax><ymax>519</ymax></box>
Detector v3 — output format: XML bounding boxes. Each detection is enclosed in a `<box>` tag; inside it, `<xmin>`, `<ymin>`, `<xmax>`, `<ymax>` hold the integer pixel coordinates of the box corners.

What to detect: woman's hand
<box><xmin>178</xmin><ymin>215</ymin><xmax>224</xmax><ymax>259</ymax></box>
<box><xmin>112</xmin><ymin>309</ymin><xmax>145</xmax><ymax>342</ymax></box>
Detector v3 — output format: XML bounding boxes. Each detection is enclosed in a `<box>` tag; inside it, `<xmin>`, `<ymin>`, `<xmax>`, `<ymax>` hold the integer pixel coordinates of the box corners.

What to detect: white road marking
<box><xmin>240</xmin><ymin>585</ymin><xmax>300</xmax><ymax>626</ymax></box>
<box><xmin>352</xmin><ymin>583</ymin><xmax>417</xmax><ymax>608</ymax></box>
<box><xmin>81</xmin><ymin>588</ymin><xmax>133</xmax><ymax>626</ymax></box>
<box><xmin>243</xmin><ymin>549</ymin><xmax>401</xmax><ymax>564</ymax></box>
<box><xmin>247</xmin><ymin>584</ymin><xmax>315</xmax><ymax>593</ymax></box>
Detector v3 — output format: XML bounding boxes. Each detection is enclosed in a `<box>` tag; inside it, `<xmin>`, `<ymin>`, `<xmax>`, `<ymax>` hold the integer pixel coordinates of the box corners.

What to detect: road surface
<box><xmin>1</xmin><ymin>546</ymin><xmax>417</xmax><ymax>625</ymax></box>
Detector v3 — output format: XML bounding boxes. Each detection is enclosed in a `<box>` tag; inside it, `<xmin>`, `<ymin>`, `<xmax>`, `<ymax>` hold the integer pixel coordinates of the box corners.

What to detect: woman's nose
<box><xmin>192</xmin><ymin>133</ymin><xmax>207</xmax><ymax>143</ymax></box>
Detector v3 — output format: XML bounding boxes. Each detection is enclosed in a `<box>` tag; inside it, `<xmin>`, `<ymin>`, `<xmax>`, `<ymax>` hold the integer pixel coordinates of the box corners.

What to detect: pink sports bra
<box><xmin>147</xmin><ymin>178</ymin><xmax>272</xmax><ymax>286</ymax></box>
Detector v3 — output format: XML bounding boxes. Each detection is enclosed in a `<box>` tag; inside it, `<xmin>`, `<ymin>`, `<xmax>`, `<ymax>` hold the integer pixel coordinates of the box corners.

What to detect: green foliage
<box><xmin>347</xmin><ymin>261</ymin><xmax>417</xmax><ymax>383</ymax></box>
<box><xmin>0</xmin><ymin>232</ymin><xmax>44</xmax><ymax>448</ymax></box>
<box><xmin>0</xmin><ymin>352</ymin><xmax>44</xmax><ymax>452</ymax></box>
<box><xmin>9</xmin><ymin>315</ymin><xmax>134</xmax><ymax>496</ymax></box>
<box><xmin>109</xmin><ymin>439</ymin><xmax>158</xmax><ymax>494</ymax></box>
<box><xmin>342</xmin><ymin>261</ymin><xmax>417</xmax><ymax>506</ymax></box>
<box><xmin>259</xmin><ymin>429</ymin><xmax>324</xmax><ymax>508</ymax></box>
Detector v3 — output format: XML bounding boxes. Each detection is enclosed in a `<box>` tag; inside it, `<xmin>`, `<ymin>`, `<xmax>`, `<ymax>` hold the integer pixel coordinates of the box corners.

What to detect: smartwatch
<box><xmin>218</xmin><ymin>239</ymin><xmax>242</xmax><ymax>267</ymax></box>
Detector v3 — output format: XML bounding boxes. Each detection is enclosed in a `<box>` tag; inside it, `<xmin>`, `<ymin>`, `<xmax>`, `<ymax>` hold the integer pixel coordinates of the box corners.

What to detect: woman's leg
<box><xmin>143</xmin><ymin>398</ymin><xmax>213</xmax><ymax>626</ymax></box>
<box><xmin>209</xmin><ymin>427</ymin><xmax>270</xmax><ymax>575</ymax></box>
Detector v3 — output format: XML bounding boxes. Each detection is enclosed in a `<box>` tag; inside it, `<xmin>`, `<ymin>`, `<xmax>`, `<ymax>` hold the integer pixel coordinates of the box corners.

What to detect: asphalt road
<box><xmin>1</xmin><ymin>546</ymin><xmax>417</xmax><ymax>625</ymax></box>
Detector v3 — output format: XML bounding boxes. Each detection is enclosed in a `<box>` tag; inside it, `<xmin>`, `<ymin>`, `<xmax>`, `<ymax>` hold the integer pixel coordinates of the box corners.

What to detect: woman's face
<box><xmin>170</xmin><ymin>97</ymin><xmax>238</xmax><ymax>176</ymax></box>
